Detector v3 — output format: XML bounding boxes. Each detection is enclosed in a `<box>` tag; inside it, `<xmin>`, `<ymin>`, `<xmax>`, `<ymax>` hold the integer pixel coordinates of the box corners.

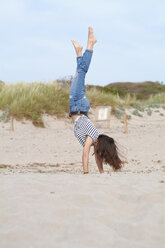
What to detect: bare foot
<box><xmin>71</xmin><ymin>40</ymin><xmax>83</xmax><ymax>56</ymax></box>
<box><xmin>87</xmin><ymin>27</ymin><xmax>97</xmax><ymax>50</ymax></box>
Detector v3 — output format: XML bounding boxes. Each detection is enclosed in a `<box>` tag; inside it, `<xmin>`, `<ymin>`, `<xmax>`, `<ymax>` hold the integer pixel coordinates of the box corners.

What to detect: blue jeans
<box><xmin>69</xmin><ymin>49</ymin><xmax>93</xmax><ymax>114</ymax></box>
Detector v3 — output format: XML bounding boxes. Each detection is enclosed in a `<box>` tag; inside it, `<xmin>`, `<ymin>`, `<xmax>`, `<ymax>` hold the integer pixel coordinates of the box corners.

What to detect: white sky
<box><xmin>0</xmin><ymin>0</ymin><xmax>165</xmax><ymax>85</ymax></box>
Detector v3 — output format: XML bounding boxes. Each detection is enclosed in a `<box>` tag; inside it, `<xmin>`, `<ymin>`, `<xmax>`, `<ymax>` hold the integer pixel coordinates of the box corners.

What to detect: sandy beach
<box><xmin>0</xmin><ymin>108</ymin><xmax>165</xmax><ymax>248</ymax></box>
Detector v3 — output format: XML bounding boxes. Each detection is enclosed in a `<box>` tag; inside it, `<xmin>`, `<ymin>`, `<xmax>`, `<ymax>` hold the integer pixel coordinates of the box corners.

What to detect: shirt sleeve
<box><xmin>85</xmin><ymin>120</ymin><xmax>99</xmax><ymax>144</ymax></box>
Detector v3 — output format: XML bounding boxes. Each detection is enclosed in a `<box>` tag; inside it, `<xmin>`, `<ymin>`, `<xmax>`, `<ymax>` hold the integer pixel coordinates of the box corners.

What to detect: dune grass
<box><xmin>0</xmin><ymin>81</ymin><xmax>165</xmax><ymax>127</ymax></box>
<box><xmin>144</xmin><ymin>93</ymin><xmax>165</xmax><ymax>104</ymax></box>
<box><xmin>0</xmin><ymin>82</ymin><xmax>69</xmax><ymax>126</ymax></box>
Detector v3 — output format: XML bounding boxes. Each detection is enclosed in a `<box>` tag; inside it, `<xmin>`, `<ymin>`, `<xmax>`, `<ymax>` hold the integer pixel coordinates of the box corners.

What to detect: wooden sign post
<box><xmin>94</xmin><ymin>106</ymin><xmax>111</xmax><ymax>128</ymax></box>
<box><xmin>94</xmin><ymin>107</ymin><xmax>128</xmax><ymax>133</ymax></box>
<box><xmin>11</xmin><ymin>116</ymin><xmax>14</xmax><ymax>131</ymax></box>
<box><xmin>123</xmin><ymin>112</ymin><xmax>128</xmax><ymax>134</ymax></box>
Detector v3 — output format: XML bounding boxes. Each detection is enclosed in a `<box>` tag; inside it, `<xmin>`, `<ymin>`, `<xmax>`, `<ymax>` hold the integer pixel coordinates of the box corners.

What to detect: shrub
<box><xmin>132</xmin><ymin>109</ymin><xmax>143</xmax><ymax>117</ymax></box>
<box><xmin>114</xmin><ymin>109</ymin><xmax>123</xmax><ymax>119</ymax></box>
<box><xmin>147</xmin><ymin>109</ymin><xmax>152</xmax><ymax>116</ymax></box>
<box><xmin>0</xmin><ymin>108</ymin><xmax>10</xmax><ymax>123</ymax></box>
<box><xmin>148</xmin><ymin>103</ymin><xmax>160</xmax><ymax>108</ymax></box>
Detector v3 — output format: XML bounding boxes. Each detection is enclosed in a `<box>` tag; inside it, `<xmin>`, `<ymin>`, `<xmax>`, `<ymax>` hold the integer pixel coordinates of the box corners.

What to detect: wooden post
<box><xmin>94</xmin><ymin>108</ymin><xmax>98</xmax><ymax>127</ymax></box>
<box><xmin>11</xmin><ymin>116</ymin><xmax>14</xmax><ymax>131</ymax></box>
<box><xmin>124</xmin><ymin>112</ymin><xmax>128</xmax><ymax>134</ymax></box>
<box><xmin>107</xmin><ymin>108</ymin><xmax>111</xmax><ymax>129</ymax></box>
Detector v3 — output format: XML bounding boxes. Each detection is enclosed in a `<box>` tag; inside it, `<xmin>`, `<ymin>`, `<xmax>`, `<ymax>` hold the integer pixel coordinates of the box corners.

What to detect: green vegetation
<box><xmin>0</xmin><ymin>107</ymin><xmax>10</xmax><ymax>123</ymax></box>
<box><xmin>114</xmin><ymin>109</ymin><xmax>123</xmax><ymax>119</ymax></box>
<box><xmin>0</xmin><ymin>81</ymin><xmax>165</xmax><ymax>127</ymax></box>
<box><xmin>148</xmin><ymin>103</ymin><xmax>160</xmax><ymax>108</ymax></box>
<box><xmin>147</xmin><ymin>109</ymin><xmax>152</xmax><ymax>116</ymax></box>
<box><xmin>131</xmin><ymin>103</ymin><xmax>145</xmax><ymax>112</ymax></box>
<box><xmin>107</xmin><ymin>81</ymin><xmax>165</xmax><ymax>100</ymax></box>
<box><xmin>0</xmin><ymin>82</ymin><xmax>69</xmax><ymax>127</ymax></box>
<box><xmin>119</xmin><ymin>106</ymin><xmax>125</xmax><ymax>111</ymax></box>
<box><xmin>132</xmin><ymin>110</ymin><xmax>143</xmax><ymax>117</ymax></box>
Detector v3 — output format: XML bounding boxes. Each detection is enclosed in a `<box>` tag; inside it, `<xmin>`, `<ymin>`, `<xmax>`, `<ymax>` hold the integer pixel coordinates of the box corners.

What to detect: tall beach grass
<box><xmin>0</xmin><ymin>81</ymin><xmax>165</xmax><ymax>127</ymax></box>
<box><xmin>0</xmin><ymin>82</ymin><xmax>69</xmax><ymax>126</ymax></box>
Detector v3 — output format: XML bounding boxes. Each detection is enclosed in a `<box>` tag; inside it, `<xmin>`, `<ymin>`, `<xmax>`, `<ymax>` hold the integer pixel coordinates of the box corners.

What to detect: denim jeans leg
<box><xmin>77</xmin><ymin>49</ymin><xmax>93</xmax><ymax>73</ymax></box>
<box><xmin>69</xmin><ymin>50</ymin><xmax>93</xmax><ymax>113</ymax></box>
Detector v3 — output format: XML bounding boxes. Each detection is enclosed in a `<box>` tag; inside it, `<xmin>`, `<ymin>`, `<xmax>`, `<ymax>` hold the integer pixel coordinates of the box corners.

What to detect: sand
<box><xmin>0</xmin><ymin>108</ymin><xmax>165</xmax><ymax>248</ymax></box>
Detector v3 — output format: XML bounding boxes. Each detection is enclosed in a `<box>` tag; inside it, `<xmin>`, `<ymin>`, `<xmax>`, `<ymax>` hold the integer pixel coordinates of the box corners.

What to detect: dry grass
<box><xmin>0</xmin><ymin>82</ymin><xmax>69</xmax><ymax>126</ymax></box>
<box><xmin>0</xmin><ymin>81</ymin><xmax>165</xmax><ymax>127</ymax></box>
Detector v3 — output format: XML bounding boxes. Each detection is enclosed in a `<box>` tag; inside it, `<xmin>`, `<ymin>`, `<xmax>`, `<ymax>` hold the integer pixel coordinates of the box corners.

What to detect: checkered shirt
<box><xmin>74</xmin><ymin>115</ymin><xmax>99</xmax><ymax>147</ymax></box>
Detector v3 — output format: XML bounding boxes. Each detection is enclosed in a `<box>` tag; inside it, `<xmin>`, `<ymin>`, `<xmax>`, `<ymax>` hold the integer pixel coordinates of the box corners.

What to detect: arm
<box><xmin>82</xmin><ymin>136</ymin><xmax>93</xmax><ymax>174</ymax></box>
<box><xmin>94</xmin><ymin>153</ymin><xmax>104</xmax><ymax>173</ymax></box>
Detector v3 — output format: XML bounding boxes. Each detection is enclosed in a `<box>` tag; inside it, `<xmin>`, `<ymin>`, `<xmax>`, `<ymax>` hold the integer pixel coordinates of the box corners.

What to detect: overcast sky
<box><xmin>0</xmin><ymin>0</ymin><xmax>164</xmax><ymax>85</ymax></box>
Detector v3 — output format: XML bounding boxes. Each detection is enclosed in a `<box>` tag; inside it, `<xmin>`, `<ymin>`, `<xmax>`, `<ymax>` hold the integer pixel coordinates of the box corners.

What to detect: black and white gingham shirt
<box><xmin>74</xmin><ymin>115</ymin><xmax>99</xmax><ymax>147</ymax></box>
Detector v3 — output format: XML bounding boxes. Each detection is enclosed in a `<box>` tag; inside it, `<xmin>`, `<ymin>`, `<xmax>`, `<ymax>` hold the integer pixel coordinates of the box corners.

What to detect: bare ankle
<box><xmin>71</xmin><ymin>40</ymin><xmax>83</xmax><ymax>56</ymax></box>
<box><xmin>76</xmin><ymin>48</ymin><xmax>82</xmax><ymax>56</ymax></box>
<box><xmin>87</xmin><ymin>43</ymin><xmax>94</xmax><ymax>50</ymax></box>
<box><xmin>87</xmin><ymin>27</ymin><xmax>97</xmax><ymax>50</ymax></box>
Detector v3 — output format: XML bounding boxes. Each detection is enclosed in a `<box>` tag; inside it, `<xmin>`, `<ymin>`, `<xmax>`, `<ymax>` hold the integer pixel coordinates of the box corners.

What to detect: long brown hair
<box><xmin>95</xmin><ymin>134</ymin><xmax>122</xmax><ymax>170</ymax></box>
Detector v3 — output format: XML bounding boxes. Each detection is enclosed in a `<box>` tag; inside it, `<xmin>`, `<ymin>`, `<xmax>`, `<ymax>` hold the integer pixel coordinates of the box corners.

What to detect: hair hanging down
<box><xmin>95</xmin><ymin>134</ymin><xmax>123</xmax><ymax>170</ymax></box>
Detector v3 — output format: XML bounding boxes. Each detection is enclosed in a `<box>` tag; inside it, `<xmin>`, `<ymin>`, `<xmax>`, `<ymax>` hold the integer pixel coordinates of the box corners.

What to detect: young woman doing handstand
<box><xmin>69</xmin><ymin>27</ymin><xmax>122</xmax><ymax>174</ymax></box>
